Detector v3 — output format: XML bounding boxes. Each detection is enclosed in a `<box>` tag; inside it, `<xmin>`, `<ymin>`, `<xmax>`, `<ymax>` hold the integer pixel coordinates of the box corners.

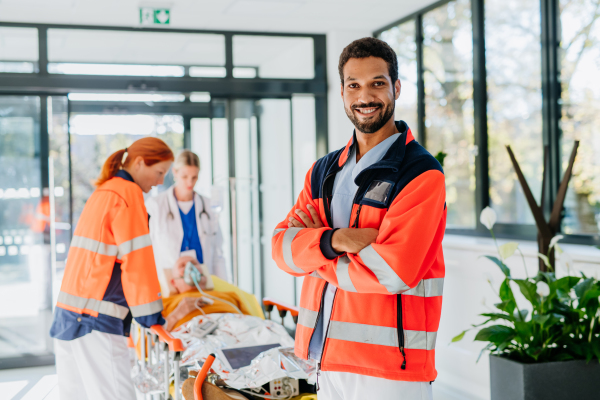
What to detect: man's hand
<box><xmin>332</xmin><ymin>228</ymin><xmax>379</xmax><ymax>254</ymax></box>
<box><xmin>288</xmin><ymin>204</ymin><xmax>324</xmax><ymax>229</ymax></box>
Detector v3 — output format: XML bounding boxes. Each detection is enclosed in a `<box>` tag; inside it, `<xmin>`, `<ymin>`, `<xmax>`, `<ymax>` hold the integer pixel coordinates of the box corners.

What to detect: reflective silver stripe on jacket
<box><xmin>117</xmin><ymin>234</ymin><xmax>152</xmax><ymax>259</ymax></box>
<box><xmin>327</xmin><ymin>320</ymin><xmax>437</xmax><ymax>350</ymax></box>
<box><xmin>272</xmin><ymin>228</ymin><xmax>285</xmax><ymax>237</ymax></box>
<box><xmin>298</xmin><ymin>307</ymin><xmax>319</xmax><ymax>328</ymax></box>
<box><xmin>281</xmin><ymin>228</ymin><xmax>305</xmax><ymax>274</ymax></box>
<box><xmin>358</xmin><ymin>245</ymin><xmax>410</xmax><ymax>294</ymax></box>
<box><xmin>129</xmin><ymin>298</ymin><xmax>164</xmax><ymax>317</ymax></box>
<box><xmin>57</xmin><ymin>291</ymin><xmax>129</xmax><ymax>320</ymax></box>
<box><xmin>336</xmin><ymin>256</ymin><xmax>357</xmax><ymax>292</ymax></box>
<box><xmin>403</xmin><ymin>278</ymin><xmax>444</xmax><ymax>297</ymax></box>
<box><xmin>309</xmin><ymin>270</ymin><xmax>324</xmax><ymax>279</ymax></box>
<box><xmin>70</xmin><ymin>235</ymin><xmax>118</xmax><ymax>257</ymax></box>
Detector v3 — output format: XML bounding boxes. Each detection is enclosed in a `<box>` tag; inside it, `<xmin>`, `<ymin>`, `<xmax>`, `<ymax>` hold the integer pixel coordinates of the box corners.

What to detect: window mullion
<box><xmin>540</xmin><ymin>0</ymin><xmax>562</xmax><ymax>221</ymax></box>
<box><xmin>472</xmin><ymin>0</ymin><xmax>489</xmax><ymax>232</ymax></box>
<box><xmin>416</xmin><ymin>14</ymin><xmax>426</xmax><ymax>147</ymax></box>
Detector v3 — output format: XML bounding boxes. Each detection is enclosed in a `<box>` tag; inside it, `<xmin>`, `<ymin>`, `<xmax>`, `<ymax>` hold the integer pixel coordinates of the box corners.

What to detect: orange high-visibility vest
<box><xmin>272</xmin><ymin>121</ymin><xmax>446</xmax><ymax>382</ymax></box>
<box><xmin>50</xmin><ymin>170</ymin><xmax>164</xmax><ymax>340</ymax></box>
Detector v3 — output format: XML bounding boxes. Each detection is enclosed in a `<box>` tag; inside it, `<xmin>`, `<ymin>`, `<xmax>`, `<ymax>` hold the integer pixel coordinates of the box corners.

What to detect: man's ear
<box><xmin>340</xmin><ymin>83</ymin><xmax>344</xmax><ymax>99</ymax></box>
<box><xmin>394</xmin><ymin>79</ymin><xmax>401</xmax><ymax>100</ymax></box>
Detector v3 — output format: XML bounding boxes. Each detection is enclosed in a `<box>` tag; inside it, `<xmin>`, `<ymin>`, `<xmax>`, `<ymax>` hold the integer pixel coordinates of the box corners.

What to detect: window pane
<box><xmin>233</xmin><ymin>36</ymin><xmax>314</xmax><ymax>79</ymax></box>
<box><xmin>48</xmin><ymin>29</ymin><xmax>225</xmax><ymax>66</ymax></box>
<box><xmin>560</xmin><ymin>0</ymin><xmax>600</xmax><ymax>235</ymax></box>
<box><xmin>0</xmin><ymin>27</ymin><xmax>38</xmax><ymax>74</ymax></box>
<box><xmin>486</xmin><ymin>0</ymin><xmax>543</xmax><ymax>224</ymax></box>
<box><xmin>379</xmin><ymin>20</ymin><xmax>419</xmax><ymax>139</ymax></box>
<box><xmin>423</xmin><ymin>0</ymin><xmax>475</xmax><ymax>228</ymax></box>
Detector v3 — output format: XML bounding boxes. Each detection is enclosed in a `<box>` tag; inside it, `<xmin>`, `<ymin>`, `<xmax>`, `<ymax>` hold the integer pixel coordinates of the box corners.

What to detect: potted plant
<box><xmin>452</xmin><ymin>206</ymin><xmax>600</xmax><ymax>400</ymax></box>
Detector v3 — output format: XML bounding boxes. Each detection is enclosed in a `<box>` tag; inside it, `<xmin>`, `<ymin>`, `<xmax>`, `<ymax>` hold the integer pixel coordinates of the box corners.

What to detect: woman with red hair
<box><xmin>50</xmin><ymin>137</ymin><xmax>174</xmax><ymax>400</ymax></box>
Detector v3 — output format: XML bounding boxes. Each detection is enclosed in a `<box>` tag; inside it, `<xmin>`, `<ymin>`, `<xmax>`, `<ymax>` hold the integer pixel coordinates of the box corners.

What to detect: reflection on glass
<box><xmin>0</xmin><ymin>96</ymin><xmax>53</xmax><ymax>361</ymax></box>
<box><xmin>48</xmin><ymin>97</ymin><xmax>72</xmax><ymax>304</ymax></box>
<box><xmin>0</xmin><ymin>62</ymin><xmax>36</xmax><ymax>73</ymax></box>
<box><xmin>189</xmin><ymin>67</ymin><xmax>227</xmax><ymax>78</ymax></box>
<box><xmin>379</xmin><ymin>20</ymin><xmax>419</xmax><ymax>139</ymax></box>
<box><xmin>211</xmin><ymin>116</ymin><xmax>232</xmax><ymax>280</ymax></box>
<box><xmin>560</xmin><ymin>0</ymin><xmax>600</xmax><ymax>235</ymax></box>
<box><xmin>232</xmin><ymin>67</ymin><xmax>257</xmax><ymax>79</ymax></box>
<box><xmin>233</xmin><ymin>36</ymin><xmax>314</xmax><ymax>79</ymax></box>
<box><xmin>69</xmin><ymin>114</ymin><xmax>184</xmax><ymax>229</ymax></box>
<box><xmin>68</xmin><ymin>93</ymin><xmax>185</xmax><ymax>102</ymax></box>
<box><xmin>486</xmin><ymin>0</ymin><xmax>543</xmax><ymax>224</ymax></box>
<box><xmin>423</xmin><ymin>0</ymin><xmax>475</xmax><ymax>228</ymax></box>
<box><xmin>48</xmin><ymin>63</ymin><xmax>185</xmax><ymax>77</ymax></box>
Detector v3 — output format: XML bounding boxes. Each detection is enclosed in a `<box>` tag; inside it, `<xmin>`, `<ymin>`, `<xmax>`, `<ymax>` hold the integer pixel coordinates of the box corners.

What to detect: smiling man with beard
<box><xmin>272</xmin><ymin>37</ymin><xmax>447</xmax><ymax>399</ymax></box>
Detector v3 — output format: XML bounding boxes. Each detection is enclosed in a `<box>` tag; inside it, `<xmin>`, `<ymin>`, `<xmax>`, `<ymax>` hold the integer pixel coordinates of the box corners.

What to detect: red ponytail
<box><xmin>96</xmin><ymin>137</ymin><xmax>174</xmax><ymax>186</ymax></box>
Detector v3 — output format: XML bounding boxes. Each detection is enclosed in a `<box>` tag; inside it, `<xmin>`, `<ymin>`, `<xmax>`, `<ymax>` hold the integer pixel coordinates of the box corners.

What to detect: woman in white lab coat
<box><xmin>146</xmin><ymin>150</ymin><xmax>228</xmax><ymax>290</ymax></box>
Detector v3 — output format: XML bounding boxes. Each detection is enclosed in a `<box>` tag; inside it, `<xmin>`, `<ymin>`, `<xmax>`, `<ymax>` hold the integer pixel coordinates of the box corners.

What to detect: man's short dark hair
<box><xmin>338</xmin><ymin>37</ymin><xmax>398</xmax><ymax>85</ymax></box>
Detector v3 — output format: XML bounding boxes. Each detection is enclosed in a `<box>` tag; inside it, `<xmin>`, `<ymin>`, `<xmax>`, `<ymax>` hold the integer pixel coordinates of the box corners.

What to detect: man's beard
<box><xmin>345</xmin><ymin>101</ymin><xmax>395</xmax><ymax>134</ymax></box>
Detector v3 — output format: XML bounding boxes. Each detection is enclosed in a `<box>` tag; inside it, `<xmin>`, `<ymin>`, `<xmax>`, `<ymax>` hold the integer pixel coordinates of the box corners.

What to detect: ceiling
<box><xmin>0</xmin><ymin>0</ymin><xmax>437</xmax><ymax>34</ymax></box>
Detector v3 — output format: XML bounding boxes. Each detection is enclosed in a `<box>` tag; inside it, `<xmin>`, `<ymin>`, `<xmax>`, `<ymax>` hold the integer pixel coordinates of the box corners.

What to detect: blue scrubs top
<box><xmin>179</xmin><ymin>202</ymin><xmax>204</xmax><ymax>264</ymax></box>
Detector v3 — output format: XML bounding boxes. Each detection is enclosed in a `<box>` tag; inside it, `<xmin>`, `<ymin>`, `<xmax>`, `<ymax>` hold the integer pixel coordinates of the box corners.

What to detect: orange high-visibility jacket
<box><xmin>272</xmin><ymin>121</ymin><xmax>446</xmax><ymax>382</ymax></box>
<box><xmin>50</xmin><ymin>170</ymin><xmax>165</xmax><ymax>340</ymax></box>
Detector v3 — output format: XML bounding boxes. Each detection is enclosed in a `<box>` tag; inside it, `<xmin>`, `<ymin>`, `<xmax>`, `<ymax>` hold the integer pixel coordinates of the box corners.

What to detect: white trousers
<box><xmin>318</xmin><ymin>371</ymin><xmax>433</xmax><ymax>400</ymax></box>
<box><xmin>55</xmin><ymin>330</ymin><xmax>136</xmax><ymax>400</ymax></box>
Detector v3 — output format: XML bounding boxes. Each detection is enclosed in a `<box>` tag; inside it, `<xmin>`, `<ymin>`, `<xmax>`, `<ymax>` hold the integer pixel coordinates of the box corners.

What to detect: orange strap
<box><xmin>194</xmin><ymin>354</ymin><xmax>216</xmax><ymax>400</ymax></box>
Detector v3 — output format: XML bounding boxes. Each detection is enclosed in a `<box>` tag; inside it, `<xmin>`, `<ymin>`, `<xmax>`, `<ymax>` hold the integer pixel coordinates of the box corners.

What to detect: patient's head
<box><xmin>171</xmin><ymin>256</ymin><xmax>206</xmax><ymax>293</ymax></box>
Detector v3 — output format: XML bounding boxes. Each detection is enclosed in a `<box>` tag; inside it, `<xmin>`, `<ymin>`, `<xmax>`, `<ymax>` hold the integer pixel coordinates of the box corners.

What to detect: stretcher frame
<box><xmin>130</xmin><ymin>297</ymin><xmax>300</xmax><ymax>400</ymax></box>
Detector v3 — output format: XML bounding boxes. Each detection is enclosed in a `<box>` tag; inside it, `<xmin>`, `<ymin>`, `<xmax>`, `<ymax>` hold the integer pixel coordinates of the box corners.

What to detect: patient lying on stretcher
<box><xmin>162</xmin><ymin>256</ymin><xmax>253</xmax><ymax>331</ymax></box>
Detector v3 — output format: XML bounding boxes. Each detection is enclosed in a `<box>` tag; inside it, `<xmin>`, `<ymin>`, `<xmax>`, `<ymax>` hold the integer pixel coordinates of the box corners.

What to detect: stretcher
<box><xmin>129</xmin><ymin>294</ymin><xmax>316</xmax><ymax>400</ymax></box>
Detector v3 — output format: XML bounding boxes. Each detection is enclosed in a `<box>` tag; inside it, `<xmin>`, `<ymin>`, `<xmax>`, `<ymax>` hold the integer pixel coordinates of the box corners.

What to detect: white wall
<box><xmin>436</xmin><ymin>235</ymin><xmax>600</xmax><ymax>399</ymax></box>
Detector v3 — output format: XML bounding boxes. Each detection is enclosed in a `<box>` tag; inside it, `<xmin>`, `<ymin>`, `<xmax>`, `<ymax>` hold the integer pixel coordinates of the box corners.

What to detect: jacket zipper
<box><xmin>308</xmin><ymin>282</ymin><xmax>328</xmax><ymax>390</ymax></box>
<box><xmin>397</xmin><ymin>294</ymin><xmax>407</xmax><ymax>370</ymax></box>
<box><xmin>317</xmin><ymin>287</ymin><xmax>338</xmax><ymax>386</ymax></box>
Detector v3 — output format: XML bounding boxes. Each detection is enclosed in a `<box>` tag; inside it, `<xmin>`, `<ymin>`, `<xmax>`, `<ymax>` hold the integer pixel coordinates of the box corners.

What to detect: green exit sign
<box><xmin>140</xmin><ymin>8</ymin><xmax>170</xmax><ymax>25</ymax></box>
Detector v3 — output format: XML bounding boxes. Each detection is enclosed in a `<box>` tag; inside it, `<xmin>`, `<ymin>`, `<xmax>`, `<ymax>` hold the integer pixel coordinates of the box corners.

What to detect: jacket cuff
<box><xmin>320</xmin><ymin>228</ymin><xmax>344</xmax><ymax>260</ymax></box>
<box><xmin>134</xmin><ymin>312</ymin><xmax>166</xmax><ymax>329</ymax></box>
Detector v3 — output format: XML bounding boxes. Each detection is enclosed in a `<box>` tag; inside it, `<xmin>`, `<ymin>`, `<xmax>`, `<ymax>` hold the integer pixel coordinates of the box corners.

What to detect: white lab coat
<box><xmin>145</xmin><ymin>186</ymin><xmax>229</xmax><ymax>286</ymax></box>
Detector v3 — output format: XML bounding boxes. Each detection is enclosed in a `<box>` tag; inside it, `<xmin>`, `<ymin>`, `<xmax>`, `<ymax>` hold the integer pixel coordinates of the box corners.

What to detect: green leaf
<box><xmin>451</xmin><ymin>330</ymin><xmax>467</xmax><ymax>343</ymax></box>
<box><xmin>480</xmin><ymin>312</ymin><xmax>514</xmax><ymax>322</ymax></box>
<box><xmin>514</xmin><ymin>309</ymin><xmax>529</xmax><ymax>321</ymax></box>
<box><xmin>556</xmin><ymin>276</ymin><xmax>581</xmax><ymax>292</ymax></box>
<box><xmin>474</xmin><ymin>325</ymin><xmax>516</xmax><ymax>344</ymax></box>
<box><xmin>574</xmin><ymin>278</ymin><xmax>594</xmax><ymax>298</ymax></box>
<box><xmin>580</xmin><ymin>289</ymin><xmax>600</xmax><ymax>308</ymax></box>
<box><xmin>498</xmin><ymin>280</ymin><xmax>516</xmax><ymax>315</ymax></box>
<box><xmin>514</xmin><ymin>321</ymin><xmax>532</xmax><ymax>342</ymax></box>
<box><xmin>476</xmin><ymin>343</ymin><xmax>494</xmax><ymax>363</ymax></box>
<box><xmin>514</xmin><ymin>279</ymin><xmax>538</xmax><ymax>304</ymax></box>
<box><xmin>482</xmin><ymin>256</ymin><xmax>511</xmax><ymax>277</ymax></box>
<box><xmin>533</xmin><ymin>314</ymin><xmax>550</xmax><ymax>325</ymax></box>
<box><xmin>525</xmin><ymin>346</ymin><xmax>543</xmax><ymax>361</ymax></box>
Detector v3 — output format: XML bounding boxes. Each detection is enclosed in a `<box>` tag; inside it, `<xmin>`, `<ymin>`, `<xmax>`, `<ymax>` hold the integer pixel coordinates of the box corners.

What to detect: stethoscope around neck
<box><xmin>167</xmin><ymin>193</ymin><xmax>211</xmax><ymax>235</ymax></box>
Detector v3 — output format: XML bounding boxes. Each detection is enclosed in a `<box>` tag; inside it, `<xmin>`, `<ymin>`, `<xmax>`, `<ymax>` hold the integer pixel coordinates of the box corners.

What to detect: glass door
<box><xmin>0</xmin><ymin>95</ymin><xmax>52</xmax><ymax>367</ymax></box>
